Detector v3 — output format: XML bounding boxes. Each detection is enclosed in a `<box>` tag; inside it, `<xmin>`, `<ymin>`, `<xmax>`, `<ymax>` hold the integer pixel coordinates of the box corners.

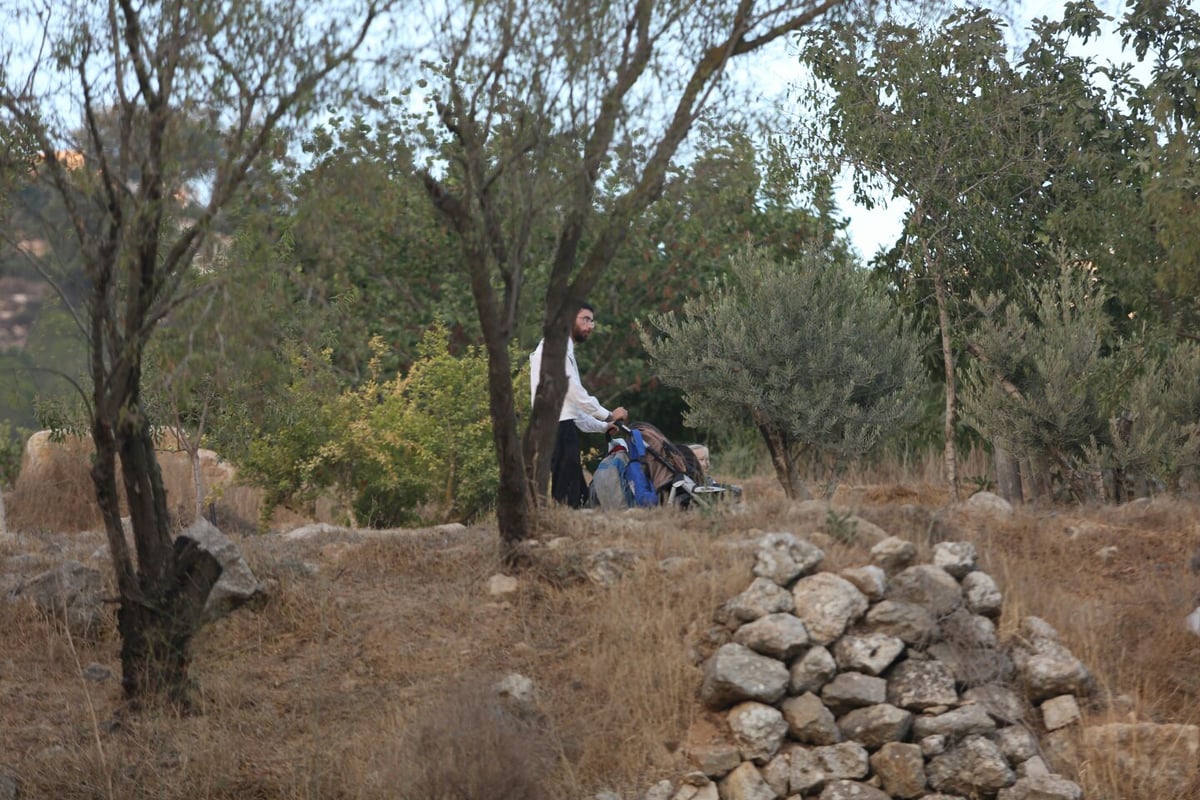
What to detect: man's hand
<box><xmin>609</xmin><ymin>406</ymin><xmax>628</xmax><ymax>424</ymax></box>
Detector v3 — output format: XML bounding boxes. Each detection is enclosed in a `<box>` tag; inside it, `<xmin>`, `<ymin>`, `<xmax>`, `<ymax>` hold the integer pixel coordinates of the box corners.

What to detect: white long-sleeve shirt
<box><xmin>529</xmin><ymin>337</ymin><xmax>611</xmax><ymax>433</ymax></box>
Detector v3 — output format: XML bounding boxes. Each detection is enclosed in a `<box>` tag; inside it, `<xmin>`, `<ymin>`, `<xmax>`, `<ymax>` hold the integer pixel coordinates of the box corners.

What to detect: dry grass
<box><xmin>2</xmin><ymin>458</ymin><xmax>1200</xmax><ymax>799</ymax></box>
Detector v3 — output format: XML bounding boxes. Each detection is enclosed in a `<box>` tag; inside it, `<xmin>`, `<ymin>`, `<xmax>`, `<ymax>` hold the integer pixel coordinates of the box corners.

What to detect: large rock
<box><xmin>790</xmin><ymin>742</ymin><xmax>870</xmax><ymax>795</ymax></box>
<box><xmin>886</xmin><ymin>659</ymin><xmax>959</xmax><ymax>711</ymax></box>
<box><xmin>932</xmin><ymin>541</ymin><xmax>978</xmax><ymax>579</ymax></box>
<box><xmin>818</xmin><ymin>781</ymin><xmax>891</xmax><ymax>800</ymax></box>
<box><xmin>753</xmin><ymin>533</ymin><xmax>824</xmax><ymax>586</ymax></box>
<box><xmin>781</xmin><ymin>692</ymin><xmax>841</xmax><ymax>745</ymax></box>
<box><xmin>719</xmin><ymin>762</ymin><xmax>776</xmax><ymax>800</ymax></box>
<box><xmin>886</xmin><ymin>564</ymin><xmax>963</xmax><ymax>616</ymax></box>
<box><xmin>13</xmin><ymin>430</ymin><xmax>237</xmax><ymax>531</ymax></box>
<box><xmin>837</xmin><ymin>703</ymin><xmax>914</xmax><ymax>749</ymax></box>
<box><xmin>838</xmin><ymin>566</ymin><xmax>887</xmax><ymax>604</ymax></box>
<box><xmin>180</xmin><ymin>518</ymin><xmax>265</xmax><ymax>621</ymax></box>
<box><xmin>8</xmin><ymin>560</ymin><xmax>105</xmax><ymax>637</ymax></box>
<box><xmin>863</xmin><ymin>600</ymin><xmax>937</xmax><ymax>645</ymax></box>
<box><xmin>962</xmin><ymin>684</ymin><xmax>1028</xmax><ymax>725</ymax></box>
<box><xmin>869</xmin><ymin>742</ymin><xmax>927</xmax><ymax>799</ymax></box>
<box><xmin>820</xmin><ymin>672</ymin><xmax>887</xmax><ymax>714</ymax></box>
<box><xmin>962</xmin><ymin>571</ymin><xmax>1003</xmax><ymax>617</ymax></box>
<box><xmin>927</xmin><ymin>735</ymin><xmax>1016</xmax><ymax>796</ymax></box>
<box><xmin>964</xmin><ymin>490</ymin><xmax>1013</xmax><ymax>516</ymax></box>
<box><xmin>912</xmin><ymin>704</ymin><xmax>997</xmax><ymax>741</ymax></box>
<box><xmin>996</xmin><ymin>774</ymin><xmax>1083</xmax><ymax>800</ymax></box>
<box><xmin>727</xmin><ymin>701</ymin><xmax>788</xmax><ymax>764</ymax></box>
<box><xmin>832</xmin><ymin>632</ymin><xmax>905</xmax><ymax>676</ymax></box>
<box><xmin>700</xmin><ymin>643</ymin><xmax>789</xmax><ymax>710</ymax></box>
<box><xmin>717</xmin><ymin>577</ymin><xmax>795</xmax><ymax>626</ymax></box>
<box><xmin>1009</xmin><ymin>617</ymin><xmax>1093</xmax><ymax>702</ymax></box>
<box><xmin>870</xmin><ymin>536</ymin><xmax>917</xmax><ymax>574</ymax></box>
<box><xmin>790</xmin><ymin>645</ymin><xmax>838</xmax><ymax>695</ymax></box>
<box><xmin>761</xmin><ymin>749</ymin><xmax>792</xmax><ymax>796</ymax></box>
<box><xmin>791</xmin><ymin>573</ymin><xmax>869</xmax><ymax>645</ymax></box>
<box><xmin>1040</xmin><ymin>694</ymin><xmax>1081</xmax><ymax>731</ymax></box>
<box><xmin>995</xmin><ymin>725</ymin><xmax>1041</xmax><ymax>764</ymax></box>
<box><xmin>733</xmin><ymin>612</ymin><xmax>810</xmax><ymax>660</ymax></box>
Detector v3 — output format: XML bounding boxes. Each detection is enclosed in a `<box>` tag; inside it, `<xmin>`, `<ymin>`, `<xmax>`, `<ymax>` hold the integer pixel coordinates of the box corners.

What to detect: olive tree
<box><xmin>964</xmin><ymin>264</ymin><xmax>1200</xmax><ymax>502</ymax></box>
<box><xmin>642</xmin><ymin>246</ymin><xmax>926</xmax><ymax>499</ymax></box>
<box><xmin>0</xmin><ymin>0</ymin><xmax>388</xmax><ymax>705</ymax></box>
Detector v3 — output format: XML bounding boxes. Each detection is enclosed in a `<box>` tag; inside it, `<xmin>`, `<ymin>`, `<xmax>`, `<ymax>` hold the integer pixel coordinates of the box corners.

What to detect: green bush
<box><xmin>349</xmin><ymin>326</ymin><xmax>519</xmax><ymax>526</ymax></box>
<box><xmin>0</xmin><ymin>421</ymin><xmax>23</xmax><ymax>489</ymax></box>
<box><xmin>238</xmin><ymin>342</ymin><xmax>350</xmax><ymax>526</ymax></box>
<box><xmin>238</xmin><ymin>326</ymin><xmax>527</xmax><ymax>528</ymax></box>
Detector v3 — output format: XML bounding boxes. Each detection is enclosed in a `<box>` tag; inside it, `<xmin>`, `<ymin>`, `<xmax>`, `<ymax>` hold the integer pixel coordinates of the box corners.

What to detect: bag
<box><xmin>590</xmin><ymin>449</ymin><xmax>633</xmax><ymax>509</ymax></box>
<box><xmin>625</xmin><ymin>429</ymin><xmax>659</xmax><ymax>507</ymax></box>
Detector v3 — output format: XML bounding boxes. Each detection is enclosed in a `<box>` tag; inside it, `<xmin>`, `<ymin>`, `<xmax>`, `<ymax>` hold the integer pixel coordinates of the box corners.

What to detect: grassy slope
<box><xmin>1</xmin><ymin>473</ymin><xmax>1199</xmax><ymax>799</ymax></box>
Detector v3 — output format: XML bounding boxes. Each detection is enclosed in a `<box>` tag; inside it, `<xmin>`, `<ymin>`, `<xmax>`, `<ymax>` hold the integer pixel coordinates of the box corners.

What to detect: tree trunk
<box><xmin>187</xmin><ymin>446</ymin><xmax>206</xmax><ymax>523</ymax></box>
<box><xmin>117</xmin><ymin>535</ymin><xmax>222</xmax><ymax>706</ymax></box>
<box><xmin>1026</xmin><ymin>455</ymin><xmax>1053</xmax><ymax>502</ymax></box>
<box><xmin>93</xmin><ymin>396</ymin><xmax>224</xmax><ymax>706</ymax></box>
<box><xmin>482</xmin><ymin>333</ymin><xmax>532</xmax><ymax>561</ymax></box>
<box><xmin>993</xmin><ymin>442</ymin><xmax>1023</xmax><ymax>504</ymax></box>
<box><xmin>523</xmin><ymin>316</ymin><xmax>572</xmax><ymax>502</ymax></box>
<box><xmin>934</xmin><ymin>270</ymin><xmax>960</xmax><ymax>501</ymax></box>
<box><xmin>757</xmin><ymin>419</ymin><xmax>810</xmax><ymax>501</ymax></box>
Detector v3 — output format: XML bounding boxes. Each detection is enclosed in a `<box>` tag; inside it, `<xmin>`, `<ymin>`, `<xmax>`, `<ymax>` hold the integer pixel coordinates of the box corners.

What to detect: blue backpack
<box><xmin>624</xmin><ymin>429</ymin><xmax>659</xmax><ymax>507</ymax></box>
<box><xmin>588</xmin><ymin>432</ymin><xmax>659</xmax><ymax>509</ymax></box>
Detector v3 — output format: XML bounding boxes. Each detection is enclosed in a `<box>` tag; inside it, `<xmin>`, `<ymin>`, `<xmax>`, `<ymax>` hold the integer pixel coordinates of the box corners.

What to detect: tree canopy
<box><xmin>643</xmin><ymin>246</ymin><xmax>926</xmax><ymax>499</ymax></box>
<box><xmin>0</xmin><ymin>0</ymin><xmax>389</xmax><ymax>704</ymax></box>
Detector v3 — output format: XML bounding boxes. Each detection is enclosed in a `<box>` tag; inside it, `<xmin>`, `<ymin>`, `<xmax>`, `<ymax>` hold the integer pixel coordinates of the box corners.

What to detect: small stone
<box><xmin>487</xmin><ymin>573</ymin><xmax>519</xmax><ymax>596</ymax></box>
<box><xmin>1041</xmin><ymin>695</ymin><xmax>1081</xmax><ymax>731</ymax></box>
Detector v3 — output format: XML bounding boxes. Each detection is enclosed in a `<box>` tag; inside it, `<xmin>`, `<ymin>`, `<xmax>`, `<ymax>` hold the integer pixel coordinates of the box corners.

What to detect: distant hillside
<box><xmin>0</xmin><ymin>276</ymin><xmax>47</xmax><ymax>351</ymax></box>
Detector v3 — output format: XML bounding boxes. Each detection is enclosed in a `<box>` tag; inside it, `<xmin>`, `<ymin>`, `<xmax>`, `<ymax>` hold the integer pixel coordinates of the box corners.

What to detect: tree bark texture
<box><xmin>992</xmin><ymin>442</ymin><xmax>1023</xmax><ymax>503</ymax></box>
<box><xmin>756</xmin><ymin>417</ymin><xmax>811</xmax><ymax>501</ymax></box>
<box><xmin>93</xmin><ymin>405</ymin><xmax>224</xmax><ymax>705</ymax></box>
<box><xmin>117</xmin><ymin>535</ymin><xmax>222</xmax><ymax>706</ymax></box>
<box><xmin>934</xmin><ymin>269</ymin><xmax>960</xmax><ymax>501</ymax></box>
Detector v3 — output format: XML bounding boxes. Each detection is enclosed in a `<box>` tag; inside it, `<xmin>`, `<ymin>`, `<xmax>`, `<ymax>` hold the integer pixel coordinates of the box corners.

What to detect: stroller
<box><xmin>588</xmin><ymin>421</ymin><xmax>738</xmax><ymax>510</ymax></box>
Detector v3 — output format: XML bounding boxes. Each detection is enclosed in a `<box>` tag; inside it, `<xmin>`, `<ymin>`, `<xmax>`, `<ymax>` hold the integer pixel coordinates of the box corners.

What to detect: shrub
<box><xmin>237</xmin><ymin>326</ymin><xmax>528</xmax><ymax>528</ymax></box>
<box><xmin>348</xmin><ymin>326</ymin><xmax>521</xmax><ymax>526</ymax></box>
<box><xmin>236</xmin><ymin>342</ymin><xmax>350</xmax><ymax>526</ymax></box>
<box><xmin>642</xmin><ymin>245</ymin><xmax>927</xmax><ymax>499</ymax></box>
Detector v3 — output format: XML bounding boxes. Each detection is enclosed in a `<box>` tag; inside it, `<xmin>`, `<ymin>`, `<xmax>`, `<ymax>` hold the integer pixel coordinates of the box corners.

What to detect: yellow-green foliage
<box><xmin>240</xmin><ymin>326</ymin><xmax>529</xmax><ymax>528</ymax></box>
<box><xmin>350</xmin><ymin>326</ymin><xmax>518</xmax><ymax>526</ymax></box>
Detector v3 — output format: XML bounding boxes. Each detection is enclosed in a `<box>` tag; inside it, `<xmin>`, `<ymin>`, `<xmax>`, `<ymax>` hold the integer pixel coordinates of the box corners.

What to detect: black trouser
<box><xmin>550</xmin><ymin>419</ymin><xmax>587</xmax><ymax>508</ymax></box>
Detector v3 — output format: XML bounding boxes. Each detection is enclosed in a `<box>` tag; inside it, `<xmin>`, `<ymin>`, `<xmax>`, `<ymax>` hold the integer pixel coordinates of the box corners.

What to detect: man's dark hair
<box><xmin>579</xmin><ymin>301</ymin><xmax>595</xmax><ymax>314</ymax></box>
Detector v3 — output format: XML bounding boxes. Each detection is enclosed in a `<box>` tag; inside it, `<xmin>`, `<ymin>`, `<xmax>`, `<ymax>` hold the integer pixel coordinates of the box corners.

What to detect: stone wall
<box><xmin>665</xmin><ymin>530</ymin><xmax>1195</xmax><ymax>800</ymax></box>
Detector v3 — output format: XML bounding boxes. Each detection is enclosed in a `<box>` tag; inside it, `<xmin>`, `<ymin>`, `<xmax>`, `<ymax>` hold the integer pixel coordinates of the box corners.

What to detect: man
<box><xmin>529</xmin><ymin>302</ymin><xmax>628</xmax><ymax>507</ymax></box>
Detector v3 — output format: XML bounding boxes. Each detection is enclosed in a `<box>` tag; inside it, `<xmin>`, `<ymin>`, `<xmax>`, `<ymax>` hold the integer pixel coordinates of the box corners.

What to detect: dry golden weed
<box><xmin>2</xmin><ymin>459</ymin><xmax>1200</xmax><ymax>799</ymax></box>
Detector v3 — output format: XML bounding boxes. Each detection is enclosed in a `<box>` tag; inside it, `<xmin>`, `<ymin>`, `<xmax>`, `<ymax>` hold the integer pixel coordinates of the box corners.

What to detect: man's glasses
<box><xmin>577</xmin><ymin>315</ymin><xmax>595</xmax><ymax>326</ymax></box>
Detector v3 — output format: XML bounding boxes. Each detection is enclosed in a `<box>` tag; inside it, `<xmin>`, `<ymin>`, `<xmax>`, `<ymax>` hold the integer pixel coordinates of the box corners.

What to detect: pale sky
<box><xmin>737</xmin><ymin>0</ymin><xmax>1139</xmax><ymax>262</ymax></box>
